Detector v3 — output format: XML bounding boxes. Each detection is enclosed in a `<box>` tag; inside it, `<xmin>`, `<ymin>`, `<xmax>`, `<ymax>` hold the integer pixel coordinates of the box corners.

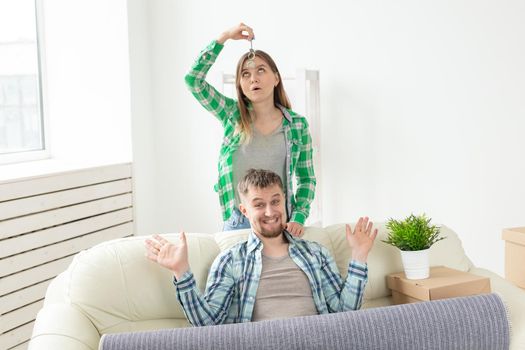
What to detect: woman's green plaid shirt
<box><xmin>184</xmin><ymin>41</ymin><xmax>316</xmax><ymax>225</ymax></box>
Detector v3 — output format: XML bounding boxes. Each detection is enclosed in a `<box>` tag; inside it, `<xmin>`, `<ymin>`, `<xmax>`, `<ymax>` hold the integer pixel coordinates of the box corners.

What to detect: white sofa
<box><xmin>29</xmin><ymin>223</ymin><xmax>525</xmax><ymax>349</ymax></box>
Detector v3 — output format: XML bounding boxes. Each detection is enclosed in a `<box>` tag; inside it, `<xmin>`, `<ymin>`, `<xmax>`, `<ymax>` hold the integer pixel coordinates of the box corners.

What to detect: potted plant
<box><xmin>382</xmin><ymin>213</ymin><xmax>446</xmax><ymax>279</ymax></box>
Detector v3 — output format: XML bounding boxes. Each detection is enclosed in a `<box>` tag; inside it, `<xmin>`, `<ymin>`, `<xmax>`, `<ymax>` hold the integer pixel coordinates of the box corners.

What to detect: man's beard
<box><xmin>257</xmin><ymin>218</ymin><xmax>286</xmax><ymax>238</ymax></box>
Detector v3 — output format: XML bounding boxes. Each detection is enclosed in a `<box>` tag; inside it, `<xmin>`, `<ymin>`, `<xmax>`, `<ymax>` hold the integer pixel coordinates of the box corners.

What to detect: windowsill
<box><xmin>0</xmin><ymin>157</ymin><xmax>132</xmax><ymax>184</ymax></box>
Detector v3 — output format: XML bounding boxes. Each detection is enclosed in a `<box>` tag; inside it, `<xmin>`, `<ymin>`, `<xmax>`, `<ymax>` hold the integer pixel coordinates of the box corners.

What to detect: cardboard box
<box><xmin>502</xmin><ymin>227</ymin><xmax>525</xmax><ymax>289</ymax></box>
<box><xmin>386</xmin><ymin>266</ymin><xmax>491</xmax><ymax>304</ymax></box>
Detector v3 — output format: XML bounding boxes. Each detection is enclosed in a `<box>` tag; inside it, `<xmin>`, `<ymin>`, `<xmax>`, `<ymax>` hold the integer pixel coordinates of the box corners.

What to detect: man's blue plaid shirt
<box><xmin>174</xmin><ymin>231</ymin><xmax>368</xmax><ymax>326</ymax></box>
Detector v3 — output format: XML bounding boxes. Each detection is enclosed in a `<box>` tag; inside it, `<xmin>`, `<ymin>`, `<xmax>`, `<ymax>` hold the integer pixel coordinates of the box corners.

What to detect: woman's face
<box><xmin>239</xmin><ymin>56</ymin><xmax>279</xmax><ymax>104</ymax></box>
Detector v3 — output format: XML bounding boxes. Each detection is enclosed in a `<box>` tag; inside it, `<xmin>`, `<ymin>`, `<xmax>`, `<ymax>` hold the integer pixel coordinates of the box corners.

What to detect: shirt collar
<box><xmin>247</xmin><ymin>231</ymin><xmax>262</xmax><ymax>253</ymax></box>
<box><xmin>276</xmin><ymin>104</ymin><xmax>292</xmax><ymax>123</ymax></box>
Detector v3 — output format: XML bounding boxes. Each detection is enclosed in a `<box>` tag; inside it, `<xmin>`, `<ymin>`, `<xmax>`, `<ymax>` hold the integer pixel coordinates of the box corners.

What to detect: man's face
<box><xmin>239</xmin><ymin>184</ymin><xmax>286</xmax><ymax>238</ymax></box>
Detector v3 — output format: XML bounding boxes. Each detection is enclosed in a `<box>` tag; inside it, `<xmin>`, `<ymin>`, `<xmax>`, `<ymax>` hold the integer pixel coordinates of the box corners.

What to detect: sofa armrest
<box><xmin>29</xmin><ymin>303</ymin><xmax>100</xmax><ymax>350</ymax></box>
<box><xmin>469</xmin><ymin>267</ymin><xmax>525</xmax><ymax>350</ymax></box>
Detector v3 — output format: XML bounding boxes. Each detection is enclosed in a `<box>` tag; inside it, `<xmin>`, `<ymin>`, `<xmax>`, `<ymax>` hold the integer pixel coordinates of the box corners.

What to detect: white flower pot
<box><xmin>400</xmin><ymin>249</ymin><xmax>430</xmax><ymax>279</ymax></box>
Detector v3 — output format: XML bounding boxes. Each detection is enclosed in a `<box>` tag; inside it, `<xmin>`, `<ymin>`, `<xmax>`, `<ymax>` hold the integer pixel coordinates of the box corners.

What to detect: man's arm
<box><xmin>318</xmin><ymin>246</ymin><xmax>368</xmax><ymax>312</ymax></box>
<box><xmin>173</xmin><ymin>253</ymin><xmax>236</xmax><ymax>326</ymax></box>
<box><xmin>145</xmin><ymin>233</ymin><xmax>235</xmax><ymax>326</ymax></box>
<box><xmin>319</xmin><ymin>217</ymin><xmax>378</xmax><ymax>312</ymax></box>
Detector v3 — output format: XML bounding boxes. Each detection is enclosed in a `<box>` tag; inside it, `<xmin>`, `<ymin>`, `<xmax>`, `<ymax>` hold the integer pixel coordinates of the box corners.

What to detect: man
<box><xmin>145</xmin><ymin>169</ymin><xmax>377</xmax><ymax>326</ymax></box>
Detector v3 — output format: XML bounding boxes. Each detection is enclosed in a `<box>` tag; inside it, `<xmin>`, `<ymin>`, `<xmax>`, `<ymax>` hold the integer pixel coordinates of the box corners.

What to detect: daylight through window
<box><xmin>0</xmin><ymin>0</ymin><xmax>45</xmax><ymax>160</ymax></box>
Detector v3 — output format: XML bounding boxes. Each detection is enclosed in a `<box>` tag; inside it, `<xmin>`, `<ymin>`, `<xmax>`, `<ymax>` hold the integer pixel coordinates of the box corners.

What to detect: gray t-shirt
<box><xmin>232</xmin><ymin>124</ymin><xmax>287</xmax><ymax>207</ymax></box>
<box><xmin>251</xmin><ymin>253</ymin><xmax>318</xmax><ymax>321</ymax></box>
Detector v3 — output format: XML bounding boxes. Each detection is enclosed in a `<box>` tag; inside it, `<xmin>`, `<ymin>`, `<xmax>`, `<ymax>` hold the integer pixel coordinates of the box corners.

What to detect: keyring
<box><xmin>246</xmin><ymin>39</ymin><xmax>256</xmax><ymax>68</ymax></box>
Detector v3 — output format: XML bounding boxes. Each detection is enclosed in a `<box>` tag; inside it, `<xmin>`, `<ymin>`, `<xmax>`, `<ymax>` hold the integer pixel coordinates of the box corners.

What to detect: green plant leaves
<box><xmin>382</xmin><ymin>213</ymin><xmax>446</xmax><ymax>251</ymax></box>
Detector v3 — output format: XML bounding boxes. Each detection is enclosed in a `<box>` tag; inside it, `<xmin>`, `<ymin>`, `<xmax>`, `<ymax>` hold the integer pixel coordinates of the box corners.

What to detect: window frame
<box><xmin>0</xmin><ymin>0</ymin><xmax>51</xmax><ymax>165</ymax></box>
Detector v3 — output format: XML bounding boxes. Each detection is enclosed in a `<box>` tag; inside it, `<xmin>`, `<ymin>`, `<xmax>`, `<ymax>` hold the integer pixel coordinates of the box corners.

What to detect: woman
<box><xmin>185</xmin><ymin>23</ymin><xmax>316</xmax><ymax>236</ymax></box>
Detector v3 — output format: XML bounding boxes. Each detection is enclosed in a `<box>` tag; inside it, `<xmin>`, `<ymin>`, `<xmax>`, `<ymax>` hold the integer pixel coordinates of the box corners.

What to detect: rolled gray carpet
<box><xmin>100</xmin><ymin>293</ymin><xmax>510</xmax><ymax>350</ymax></box>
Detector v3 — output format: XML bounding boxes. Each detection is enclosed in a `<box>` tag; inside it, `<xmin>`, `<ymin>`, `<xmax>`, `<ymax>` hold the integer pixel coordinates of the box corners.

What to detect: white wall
<box><xmin>128</xmin><ymin>0</ymin><xmax>525</xmax><ymax>275</ymax></box>
<box><xmin>42</xmin><ymin>0</ymin><xmax>132</xmax><ymax>165</ymax></box>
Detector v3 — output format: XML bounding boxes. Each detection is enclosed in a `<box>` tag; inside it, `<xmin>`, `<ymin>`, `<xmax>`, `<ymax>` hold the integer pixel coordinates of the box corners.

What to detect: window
<box><xmin>0</xmin><ymin>0</ymin><xmax>48</xmax><ymax>164</ymax></box>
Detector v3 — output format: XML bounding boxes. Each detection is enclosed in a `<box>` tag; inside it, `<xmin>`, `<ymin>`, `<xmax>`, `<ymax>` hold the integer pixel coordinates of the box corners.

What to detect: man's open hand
<box><xmin>346</xmin><ymin>217</ymin><xmax>378</xmax><ymax>263</ymax></box>
<box><xmin>145</xmin><ymin>233</ymin><xmax>189</xmax><ymax>279</ymax></box>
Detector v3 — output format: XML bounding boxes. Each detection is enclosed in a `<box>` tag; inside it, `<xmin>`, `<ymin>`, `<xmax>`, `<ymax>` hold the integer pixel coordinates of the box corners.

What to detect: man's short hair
<box><xmin>237</xmin><ymin>169</ymin><xmax>284</xmax><ymax>198</ymax></box>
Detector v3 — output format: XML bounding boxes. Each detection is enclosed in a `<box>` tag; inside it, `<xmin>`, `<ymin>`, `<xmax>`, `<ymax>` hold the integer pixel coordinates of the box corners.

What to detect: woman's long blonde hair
<box><xmin>235</xmin><ymin>50</ymin><xmax>291</xmax><ymax>142</ymax></box>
